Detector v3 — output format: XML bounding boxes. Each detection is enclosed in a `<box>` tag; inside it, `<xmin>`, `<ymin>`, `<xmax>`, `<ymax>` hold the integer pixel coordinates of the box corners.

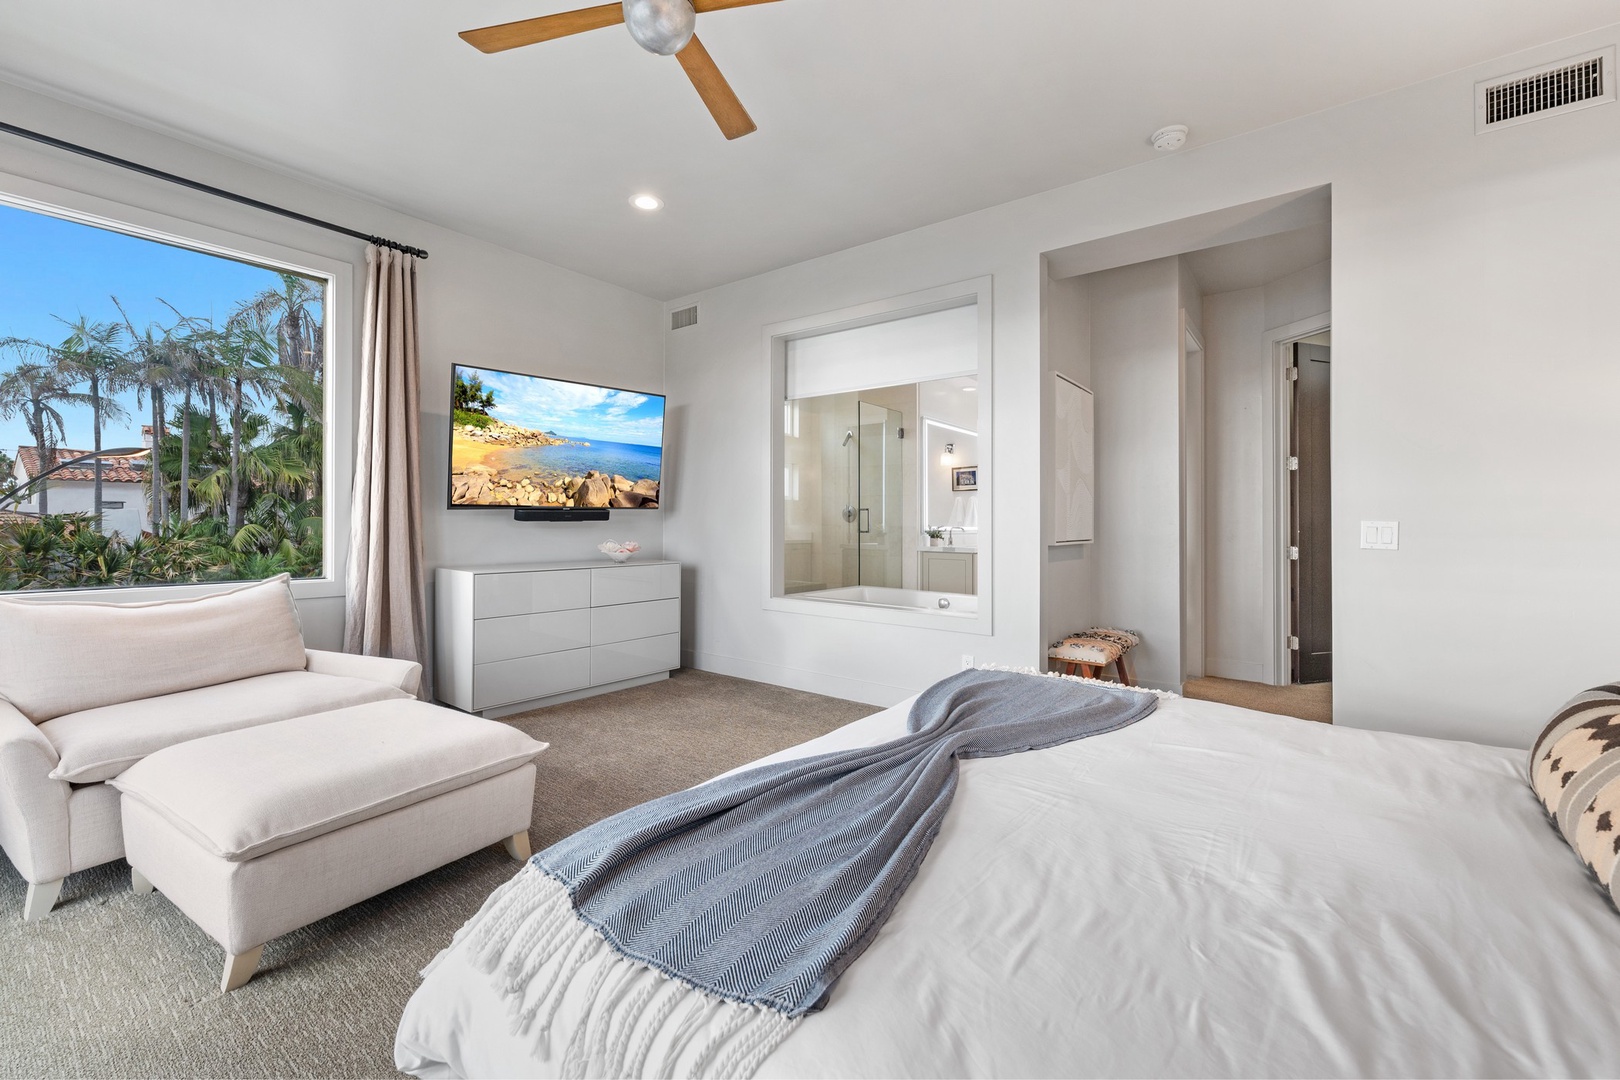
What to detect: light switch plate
<box><xmin>1361</xmin><ymin>520</ymin><xmax>1399</xmax><ymax>550</ymax></box>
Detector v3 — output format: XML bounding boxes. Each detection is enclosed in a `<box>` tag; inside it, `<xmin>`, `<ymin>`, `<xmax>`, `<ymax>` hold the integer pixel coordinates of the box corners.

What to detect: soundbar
<box><xmin>513</xmin><ymin>508</ymin><xmax>610</xmax><ymax>522</ymax></box>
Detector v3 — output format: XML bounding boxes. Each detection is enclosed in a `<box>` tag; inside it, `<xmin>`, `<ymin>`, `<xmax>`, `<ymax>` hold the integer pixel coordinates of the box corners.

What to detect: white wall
<box><xmin>665</xmin><ymin>23</ymin><xmax>1620</xmax><ymax>745</ymax></box>
<box><xmin>1040</xmin><ymin>270</ymin><xmax>1095</xmax><ymax>649</ymax></box>
<box><xmin>1203</xmin><ymin>261</ymin><xmax>1331</xmax><ymax>681</ymax></box>
<box><xmin>1085</xmin><ymin>258</ymin><xmax>1185</xmax><ymax>689</ymax></box>
<box><xmin>0</xmin><ymin>80</ymin><xmax>666</xmax><ymax>653</ymax></box>
<box><xmin>1177</xmin><ymin>258</ymin><xmax>1206</xmax><ymax>683</ymax></box>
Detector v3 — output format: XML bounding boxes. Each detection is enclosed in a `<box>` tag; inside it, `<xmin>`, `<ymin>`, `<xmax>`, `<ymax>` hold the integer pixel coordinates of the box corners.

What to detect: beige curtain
<box><xmin>344</xmin><ymin>246</ymin><xmax>430</xmax><ymax>697</ymax></box>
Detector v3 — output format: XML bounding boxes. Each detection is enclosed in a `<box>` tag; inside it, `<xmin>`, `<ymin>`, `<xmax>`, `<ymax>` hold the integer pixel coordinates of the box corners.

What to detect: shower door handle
<box><xmin>858</xmin><ymin>508</ymin><xmax>870</xmax><ymax>534</ymax></box>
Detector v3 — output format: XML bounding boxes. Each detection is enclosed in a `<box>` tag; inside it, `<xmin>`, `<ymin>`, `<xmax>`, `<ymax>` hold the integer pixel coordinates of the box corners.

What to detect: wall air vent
<box><xmin>1476</xmin><ymin>47</ymin><xmax>1615</xmax><ymax>133</ymax></box>
<box><xmin>670</xmin><ymin>305</ymin><xmax>699</xmax><ymax>330</ymax></box>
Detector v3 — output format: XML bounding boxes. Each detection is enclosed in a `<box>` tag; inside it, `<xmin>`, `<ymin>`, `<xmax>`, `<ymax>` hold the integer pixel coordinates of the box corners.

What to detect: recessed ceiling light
<box><xmin>630</xmin><ymin>193</ymin><xmax>664</xmax><ymax>211</ymax></box>
<box><xmin>962</xmin><ymin>385</ymin><xmax>977</xmax><ymax>392</ymax></box>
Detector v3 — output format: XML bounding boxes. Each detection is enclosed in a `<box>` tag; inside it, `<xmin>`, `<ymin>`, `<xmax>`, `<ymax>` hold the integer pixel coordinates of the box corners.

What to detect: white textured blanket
<box><xmin>398</xmin><ymin>692</ymin><xmax>1620</xmax><ymax>1078</ymax></box>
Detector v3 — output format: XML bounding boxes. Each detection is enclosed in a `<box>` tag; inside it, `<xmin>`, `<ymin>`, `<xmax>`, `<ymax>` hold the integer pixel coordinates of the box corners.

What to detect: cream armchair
<box><xmin>0</xmin><ymin>576</ymin><xmax>423</xmax><ymax>921</ymax></box>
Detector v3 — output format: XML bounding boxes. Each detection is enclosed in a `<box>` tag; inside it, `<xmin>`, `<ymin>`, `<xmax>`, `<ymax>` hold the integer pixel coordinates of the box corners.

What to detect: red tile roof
<box><xmin>16</xmin><ymin>446</ymin><xmax>149</xmax><ymax>485</ymax></box>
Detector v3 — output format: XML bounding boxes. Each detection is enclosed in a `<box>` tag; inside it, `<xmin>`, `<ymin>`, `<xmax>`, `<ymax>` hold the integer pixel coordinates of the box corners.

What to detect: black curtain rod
<box><xmin>0</xmin><ymin>119</ymin><xmax>428</xmax><ymax>260</ymax></box>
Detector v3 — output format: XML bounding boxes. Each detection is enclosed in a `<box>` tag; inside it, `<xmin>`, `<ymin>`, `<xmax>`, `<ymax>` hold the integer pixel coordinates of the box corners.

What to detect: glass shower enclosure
<box><xmin>849</xmin><ymin>400</ymin><xmax>904</xmax><ymax>588</ymax></box>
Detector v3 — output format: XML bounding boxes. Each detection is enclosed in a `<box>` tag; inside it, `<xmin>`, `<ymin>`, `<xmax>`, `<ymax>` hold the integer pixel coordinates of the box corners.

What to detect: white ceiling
<box><xmin>1</xmin><ymin>1</ymin><xmax>1617</xmax><ymax>299</ymax></box>
<box><xmin>1182</xmin><ymin>224</ymin><xmax>1331</xmax><ymax>296</ymax></box>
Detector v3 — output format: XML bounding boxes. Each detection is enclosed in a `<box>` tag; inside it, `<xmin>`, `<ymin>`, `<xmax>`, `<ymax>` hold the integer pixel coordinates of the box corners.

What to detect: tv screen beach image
<box><xmin>449</xmin><ymin>365</ymin><xmax>664</xmax><ymax>510</ymax></box>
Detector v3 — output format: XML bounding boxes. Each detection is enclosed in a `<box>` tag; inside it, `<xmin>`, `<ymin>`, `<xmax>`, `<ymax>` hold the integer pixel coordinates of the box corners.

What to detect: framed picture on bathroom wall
<box><xmin>951</xmin><ymin>466</ymin><xmax>978</xmax><ymax>491</ymax></box>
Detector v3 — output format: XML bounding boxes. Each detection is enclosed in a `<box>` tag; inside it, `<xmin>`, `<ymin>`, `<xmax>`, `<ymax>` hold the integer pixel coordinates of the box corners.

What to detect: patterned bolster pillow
<box><xmin>1529</xmin><ymin>683</ymin><xmax>1620</xmax><ymax>905</ymax></box>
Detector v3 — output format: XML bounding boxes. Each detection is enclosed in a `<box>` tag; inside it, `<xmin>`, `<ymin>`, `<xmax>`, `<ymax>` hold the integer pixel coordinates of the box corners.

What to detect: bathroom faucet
<box><xmin>943</xmin><ymin>527</ymin><xmax>955</xmax><ymax>547</ymax></box>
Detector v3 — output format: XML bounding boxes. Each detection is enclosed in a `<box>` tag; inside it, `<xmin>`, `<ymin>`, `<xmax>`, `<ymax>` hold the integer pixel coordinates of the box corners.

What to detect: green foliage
<box><xmin>453</xmin><ymin>373</ymin><xmax>496</xmax><ymax>415</ymax></box>
<box><xmin>453</xmin><ymin>408</ymin><xmax>493</xmax><ymax>430</ymax></box>
<box><xmin>0</xmin><ymin>506</ymin><xmax>324</xmax><ymax>591</ymax></box>
<box><xmin>0</xmin><ymin>267</ymin><xmax>330</xmax><ymax>592</ymax></box>
<box><xmin>0</xmin><ymin>514</ymin><xmax>221</xmax><ymax>590</ymax></box>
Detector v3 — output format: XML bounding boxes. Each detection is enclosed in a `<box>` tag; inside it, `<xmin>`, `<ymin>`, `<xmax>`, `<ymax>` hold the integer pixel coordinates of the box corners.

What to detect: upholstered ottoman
<box><xmin>111</xmin><ymin>699</ymin><xmax>546</xmax><ymax>991</ymax></box>
<box><xmin>1047</xmin><ymin>627</ymin><xmax>1139</xmax><ymax>685</ymax></box>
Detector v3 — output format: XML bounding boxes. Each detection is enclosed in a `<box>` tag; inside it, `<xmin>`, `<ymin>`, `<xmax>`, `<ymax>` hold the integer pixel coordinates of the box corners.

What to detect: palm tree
<box><xmin>0</xmin><ymin>340</ymin><xmax>93</xmax><ymax>517</ymax></box>
<box><xmin>240</xmin><ymin>276</ymin><xmax>324</xmax><ymax>505</ymax></box>
<box><xmin>112</xmin><ymin>298</ymin><xmax>178</xmax><ymax>532</ymax></box>
<box><xmin>53</xmin><ymin>315</ymin><xmax>133</xmax><ymax>522</ymax></box>
<box><xmin>158</xmin><ymin>306</ymin><xmax>217</xmax><ymax>524</ymax></box>
<box><xmin>244</xmin><ymin>272</ymin><xmax>324</xmax><ymax>384</ymax></box>
<box><xmin>207</xmin><ymin>311</ymin><xmax>303</xmax><ymax>530</ymax></box>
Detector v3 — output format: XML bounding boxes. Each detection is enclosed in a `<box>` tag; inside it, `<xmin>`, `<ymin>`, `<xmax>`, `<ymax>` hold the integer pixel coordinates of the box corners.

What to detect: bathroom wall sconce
<box><xmin>940</xmin><ymin>442</ymin><xmax>955</xmax><ymax>466</ymax></box>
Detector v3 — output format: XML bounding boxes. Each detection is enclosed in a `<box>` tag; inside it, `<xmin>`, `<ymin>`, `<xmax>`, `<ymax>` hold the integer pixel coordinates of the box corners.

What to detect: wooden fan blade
<box><xmin>459</xmin><ymin>3</ymin><xmax>624</xmax><ymax>53</ymax></box>
<box><xmin>676</xmin><ymin>35</ymin><xmax>757</xmax><ymax>140</ymax></box>
<box><xmin>691</xmin><ymin>0</ymin><xmax>783</xmax><ymax>11</ymax></box>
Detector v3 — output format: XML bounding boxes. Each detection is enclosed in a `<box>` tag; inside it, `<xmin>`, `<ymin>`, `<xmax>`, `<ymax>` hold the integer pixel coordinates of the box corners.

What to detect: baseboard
<box><xmin>1204</xmin><ymin>657</ymin><xmax>1265</xmax><ymax>682</ymax></box>
<box><xmin>477</xmin><ymin>672</ymin><xmax>670</xmax><ymax>719</ymax></box>
<box><xmin>682</xmin><ymin>649</ymin><xmax>918</xmax><ymax>707</ymax></box>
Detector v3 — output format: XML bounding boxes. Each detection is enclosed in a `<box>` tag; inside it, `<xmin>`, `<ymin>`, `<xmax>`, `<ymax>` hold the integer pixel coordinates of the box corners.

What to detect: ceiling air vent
<box><xmin>670</xmin><ymin>305</ymin><xmax>699</xmax><ymax>330</ymax></box>
<box><xmin>1476</xmin><ymin>47</ymin><xmax>1615</xmax><ymax>133</ymax></box>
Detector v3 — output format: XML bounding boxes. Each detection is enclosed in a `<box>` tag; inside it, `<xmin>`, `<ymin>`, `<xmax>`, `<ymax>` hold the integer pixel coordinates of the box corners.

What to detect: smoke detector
<box><xmin>1150</xmin><ymin>124</ymin><xmax>1189</xmax><ymax>151</ymax></box>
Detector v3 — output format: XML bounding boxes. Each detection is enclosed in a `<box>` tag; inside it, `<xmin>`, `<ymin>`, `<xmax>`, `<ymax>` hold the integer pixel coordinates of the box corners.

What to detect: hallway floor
<box><xmin>1182</xmin><ymin>676</ymin><xmax>1332</xmax><ymax>724</ymax></box>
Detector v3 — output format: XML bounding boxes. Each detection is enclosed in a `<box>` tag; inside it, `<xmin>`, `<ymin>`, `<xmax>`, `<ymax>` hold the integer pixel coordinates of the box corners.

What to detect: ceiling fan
<box><xmin>460</xmin><ymin>0</ymin><xmax>781</xmax><ymax>140</ymax></box>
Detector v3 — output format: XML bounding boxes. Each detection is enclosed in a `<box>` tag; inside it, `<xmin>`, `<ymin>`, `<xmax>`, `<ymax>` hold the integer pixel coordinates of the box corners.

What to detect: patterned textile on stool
<box><xmin>1529</xmin><ymin>681</ymin><xmax>1620</xmax><ymax>909</ymax></box>
<box><xmin>1048</xmin><ymin>627</ymin><xmax>1140</xmax><ymax>666</ymax></box>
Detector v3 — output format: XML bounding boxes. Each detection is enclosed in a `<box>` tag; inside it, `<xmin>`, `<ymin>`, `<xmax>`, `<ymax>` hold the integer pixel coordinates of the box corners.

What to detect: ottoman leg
<box><xmin>131</xmin><ymin>867</ymin><xmax>155</xmax><ymax>896</ymax></box>
<box><xmin>23</xmin><ymin>878</ymin><xmax>63</xmax><ymax>922</ymax></box>
<box><xmin>222</xmin><ymin>945</ymin><xmax>265</xmax><ymax>993</ymax></box>
<box><xmin>502</xmin><ymin>831</ymin><xmax>532</xmax><ymax>863</ymax></box>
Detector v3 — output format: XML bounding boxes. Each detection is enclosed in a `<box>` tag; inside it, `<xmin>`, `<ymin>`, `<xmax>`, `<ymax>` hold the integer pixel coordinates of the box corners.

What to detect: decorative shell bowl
<box><xmin>599</xmin><ymin>540</ymin><xmax>640</xmax><ymax>563</ymax></box>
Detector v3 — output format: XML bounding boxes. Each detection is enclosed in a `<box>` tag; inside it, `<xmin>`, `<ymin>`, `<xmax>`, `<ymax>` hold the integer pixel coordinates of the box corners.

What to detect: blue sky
<box><xmin>458</xmin><ymin>365</ymin><xmax>665</xmax><ymax>449</ymax></box>
<box><xmin>0</xmin><ymin>202</ymin><xmax>314</xmax><ymax>457</ymax></box>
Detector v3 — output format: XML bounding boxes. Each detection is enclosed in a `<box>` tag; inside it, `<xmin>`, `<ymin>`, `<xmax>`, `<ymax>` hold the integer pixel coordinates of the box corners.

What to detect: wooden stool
<box><xmin>1047</xmin><ymin>628</ymin><xmax>1139</xmax><ymax>686</ymax></box>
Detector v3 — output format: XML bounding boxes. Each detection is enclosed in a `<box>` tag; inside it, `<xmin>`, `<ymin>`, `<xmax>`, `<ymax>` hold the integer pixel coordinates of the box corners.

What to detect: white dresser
<box><xmin>435</xmin><ymin>560</ymin><xmax>681</xmax><ymax>717</ymax></box>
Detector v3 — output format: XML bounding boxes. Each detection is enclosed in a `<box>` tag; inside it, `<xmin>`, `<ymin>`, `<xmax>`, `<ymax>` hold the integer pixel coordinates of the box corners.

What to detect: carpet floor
<box><xmin>0</xmin><ymin>669</ymin><xmax>878</xmax><ymax>1080</ymax></box>
<box><xmin>1182</xmin><ymin>676</ymin><xmax>1333</xmax><ymax>724</ymax></box>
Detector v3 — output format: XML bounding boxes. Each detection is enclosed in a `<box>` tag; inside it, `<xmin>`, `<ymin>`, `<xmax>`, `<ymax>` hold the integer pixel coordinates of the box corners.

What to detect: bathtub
<box><xmin>800</xmin><ymin>585</ymin><xmax>978</xmax><ymax>615</ymax></box>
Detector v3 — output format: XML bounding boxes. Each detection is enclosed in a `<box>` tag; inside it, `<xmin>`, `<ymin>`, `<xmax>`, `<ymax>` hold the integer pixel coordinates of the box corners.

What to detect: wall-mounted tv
<box><xmin>448</xmin><ymin>364</ymin><xmax>665</xmax><ymax>515</ymax></box>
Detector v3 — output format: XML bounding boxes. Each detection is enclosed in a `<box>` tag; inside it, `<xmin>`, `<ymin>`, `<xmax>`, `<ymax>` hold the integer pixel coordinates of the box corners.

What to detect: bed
<box><xmin>395</xmin><ymin>679</ymin><xmax>1620</xmax><ymax>1078</ymax></box>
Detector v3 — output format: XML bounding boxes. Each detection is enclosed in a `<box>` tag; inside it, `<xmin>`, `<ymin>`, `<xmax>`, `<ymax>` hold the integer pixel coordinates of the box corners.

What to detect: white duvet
<box><xmin>396</xmin><ymin>690</ymin><xmax>1620</xmax><ymax>1078</ymax></box>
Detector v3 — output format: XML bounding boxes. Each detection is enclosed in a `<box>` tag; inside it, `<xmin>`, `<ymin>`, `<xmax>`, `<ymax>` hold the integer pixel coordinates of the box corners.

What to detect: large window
<box><xmin>0</xmin><ymin>201</ymin><xmax>329</xmax><ymax>592</ymax></box>
<box><xmin>765</xmin><ymin>278</ymin><xmax>994</xmax><ymax>634</ymax></box>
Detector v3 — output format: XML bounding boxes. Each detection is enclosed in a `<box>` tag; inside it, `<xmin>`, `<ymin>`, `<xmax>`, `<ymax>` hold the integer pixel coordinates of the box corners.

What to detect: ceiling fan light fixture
<box><xmin>631</xmin><ymin>193</ymin><xmax>665</xmax><ymax>211</ymax></box>
<box><xmin>623</xmin><ymin>0</ymin><xmax>696</xmax><ymax>56</ymax></box>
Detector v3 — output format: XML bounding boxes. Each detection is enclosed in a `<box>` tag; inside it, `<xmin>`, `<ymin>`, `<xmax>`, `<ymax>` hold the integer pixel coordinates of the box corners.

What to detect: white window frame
<box><xmin>0</xmin><ymin>170</ymin><xmax>354</xmax><ymax>603</ymax></box>
<box><xmin>763</xmin><ymin>276</ymin><xmax>993</xmax><ymax>635</ymax></box>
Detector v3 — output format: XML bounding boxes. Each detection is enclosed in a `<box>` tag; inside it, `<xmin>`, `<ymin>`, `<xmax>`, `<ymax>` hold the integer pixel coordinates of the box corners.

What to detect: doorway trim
<box><xmin>1262</xmin><ymin>312</ymin><xmax>1331</xmax><ymax>685</ymax></box>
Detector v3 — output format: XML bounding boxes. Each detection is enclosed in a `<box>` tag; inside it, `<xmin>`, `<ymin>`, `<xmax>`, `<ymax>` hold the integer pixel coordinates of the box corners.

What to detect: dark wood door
<box><xmin>1291</xmin><ymin>343</ymin><xmax>1332</xmax><ymax>684</ymax></box>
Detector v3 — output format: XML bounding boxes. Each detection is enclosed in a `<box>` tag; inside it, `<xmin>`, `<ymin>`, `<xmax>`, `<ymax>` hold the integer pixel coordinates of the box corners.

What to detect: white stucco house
<box><xmin>9</xmin><ymin>445</ymin><xmax>152</xmax><ymax>537</ymax></box>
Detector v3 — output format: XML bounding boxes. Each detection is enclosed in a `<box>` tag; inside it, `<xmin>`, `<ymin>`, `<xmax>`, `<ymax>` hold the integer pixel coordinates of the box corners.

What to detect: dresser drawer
<box><xmin>472</xmin><ymin>649</ymin><xmax>591</xmax><ymax>711</ymax></box>
<box><xmin>473</xmin><ymin>569</ymin><xmax>590</xmax><ymax>619</ymax></box>
<box><xmin>590</xmin><ymin>633</ymin><xmax>680</xmax><ymax>685</ymax></box>
<box><xmin>590</xmin><ymin>563</ymin><xmax>679</xmax><ymax>607</ymax></box>
<box><xmin>474</xmin><ymin>608</ymin><xmax>592</xmax><ymax>665</ymax></box>
<box><xmin>590</xmin><ymin>598</ymin><xmax>680</xmax><ymax>646</ymax></box>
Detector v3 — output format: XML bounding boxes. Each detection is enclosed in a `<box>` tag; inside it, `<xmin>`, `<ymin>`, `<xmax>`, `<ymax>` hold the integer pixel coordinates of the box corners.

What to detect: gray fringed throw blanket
<box><xmin>449</xmin><ymin>669</ymin><xmax>1156</xmax><ymax>1078</ymax></box>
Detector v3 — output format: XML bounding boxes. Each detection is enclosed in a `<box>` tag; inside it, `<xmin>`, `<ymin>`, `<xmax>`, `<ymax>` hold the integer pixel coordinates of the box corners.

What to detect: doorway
<box><xmin>1288</xmin><ymin>337</ymin><xmax>1331</xmax><ymax>684</ymax></box>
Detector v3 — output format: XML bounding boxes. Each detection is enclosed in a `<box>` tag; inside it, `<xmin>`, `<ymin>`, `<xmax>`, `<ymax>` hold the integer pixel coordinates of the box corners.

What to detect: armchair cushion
<box><xmin>305</xmin><ymin>648</ymin><xmax>423</xmax><ymax>697</ymax></box>
<box><xmin>40</xmin><ymin>670</ymin><xmax>409</xmax><ymax>783</ymax></box>
<box><xmin>0</xmin><ymin>575</ymin><xmax>306</xmax><ymax>723</ymax></box>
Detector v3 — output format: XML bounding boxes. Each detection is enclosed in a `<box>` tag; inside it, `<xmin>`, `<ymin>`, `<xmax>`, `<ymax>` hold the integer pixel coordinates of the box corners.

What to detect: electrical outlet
<box><xmin>961</xmin><ymin>654</ymin><xmax>975</xmax><ymax>670</ymax></box>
